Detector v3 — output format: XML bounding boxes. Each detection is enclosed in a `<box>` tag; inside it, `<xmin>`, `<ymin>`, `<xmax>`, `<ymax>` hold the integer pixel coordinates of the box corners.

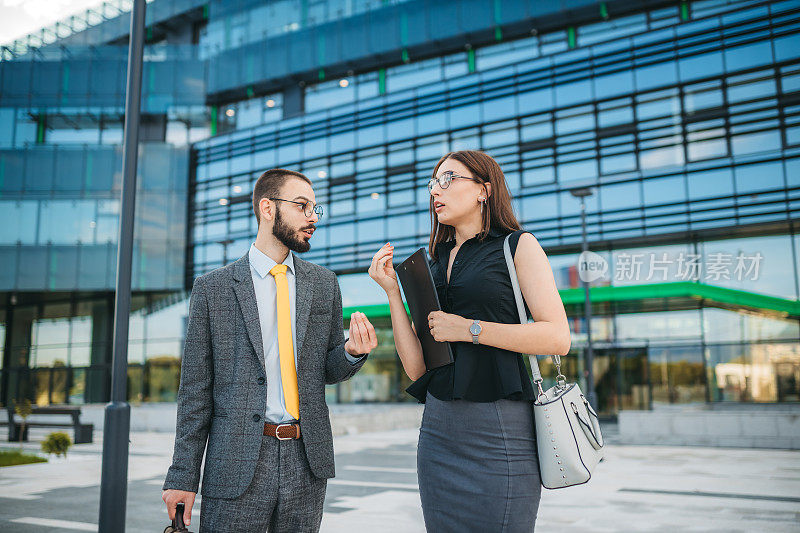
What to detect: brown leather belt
<box><xmin>263</xmin><ymin>422</ymin><xmax>301</xmax><ymax>440</ymax></box>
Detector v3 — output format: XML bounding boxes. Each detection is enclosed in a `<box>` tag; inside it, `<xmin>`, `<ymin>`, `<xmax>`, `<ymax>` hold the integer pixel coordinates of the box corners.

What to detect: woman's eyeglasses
<box><xmin>427</xmin><ymin>170</ymin><xmax>477</xmax><ymax>193</ymax></box>
<box><xmin>269</xmin><ymin>198</ymin><xmax>324</xmax><ymax>219</ymax></box>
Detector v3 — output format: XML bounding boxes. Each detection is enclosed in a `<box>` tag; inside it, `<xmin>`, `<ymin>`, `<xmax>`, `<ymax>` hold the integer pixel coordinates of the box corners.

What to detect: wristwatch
<box><xmin>470</xmin><ymin>319</ymin><xmax>482</xmax><ymax>344</ymax></box>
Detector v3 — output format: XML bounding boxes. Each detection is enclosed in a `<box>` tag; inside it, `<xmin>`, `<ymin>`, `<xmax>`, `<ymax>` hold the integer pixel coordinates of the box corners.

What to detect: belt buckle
<box><xmin>275</xmin><ymin>423</ymin><xmax>294</xmax><ymax>440</ymax></box>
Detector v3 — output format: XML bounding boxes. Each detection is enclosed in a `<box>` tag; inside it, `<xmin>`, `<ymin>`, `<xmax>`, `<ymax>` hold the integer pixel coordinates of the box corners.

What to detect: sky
<box><xmin>0</xmin><ymin>0</ymin><xmax>104</xmax><ymax>45</ymax></box>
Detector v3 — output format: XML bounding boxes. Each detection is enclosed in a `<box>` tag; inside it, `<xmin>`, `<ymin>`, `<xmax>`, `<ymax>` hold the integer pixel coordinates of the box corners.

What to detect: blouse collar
<box><xmin>435</xmin><ymin>226</ymin><xmax>507</xmax><ymax>258</ymax></box>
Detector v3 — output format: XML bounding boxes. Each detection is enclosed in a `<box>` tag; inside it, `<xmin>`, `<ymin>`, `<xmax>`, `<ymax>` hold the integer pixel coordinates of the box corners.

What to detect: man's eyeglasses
<box><xmin>427</xmin><ymin>170</ymin><xmax>478</xmax><ymax>193</ymax></box>
<box><xmin>269</xmin><ymin>198</ymin><xmax>324</xmax><ymax>219</ymax></box>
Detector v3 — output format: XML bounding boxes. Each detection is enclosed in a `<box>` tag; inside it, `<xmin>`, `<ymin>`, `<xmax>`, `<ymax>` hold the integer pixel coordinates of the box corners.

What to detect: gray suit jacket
<box><xmin>163</xmin><ymin>251</ymin><xmax>367</xmax><ymax>499</ymax></box>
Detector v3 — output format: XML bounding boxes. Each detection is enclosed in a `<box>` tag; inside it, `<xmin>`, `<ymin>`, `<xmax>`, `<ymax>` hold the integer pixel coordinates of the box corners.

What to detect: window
<box><xmin>306</xmin><ymin>79</ymin><xmax>356</xmax><ymax>113</ymax></box>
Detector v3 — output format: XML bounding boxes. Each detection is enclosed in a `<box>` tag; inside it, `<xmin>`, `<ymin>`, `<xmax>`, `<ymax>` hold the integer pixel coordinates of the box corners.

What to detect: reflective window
<box><xmin>47</xmin><ymin>128</ymin><xmax>100</xmax><ymax>144</ymax></box>
<box><xmin>700</xmin><ymin>235</ymin><xmax>797</xmax><ymax>300</ymax></box>
<box><xmin>687</xmin><ymin>167</ymin><xmax>733</xmax><ymax>200</ymax></box>
<box><xmin>555</xmin><ymin>79</ymin><xmax>592</xmax><ymax>108</ymax></box>
<box><xmin>593</xmin><ymin>70</ymin><xmax>634</xmax><ymax>100</ymax></box>
<box><xmin>616</xmin><ymin>310</ymin><xmax>701</xmax><ymax>340</ymax></box>
<box><xmin>555</xmin><ymin>107</ymin><xmax>594</xmax><ymax>136</ymax></box>
<box><xmin>520</xmin><ymin>193</ymin><xmax>558</xmax><ymax>221</ymax></box>
<box><xmin>734</xmin><ymin>161</ymin><xmax>784</xmax><ymax>194</ymax></box>
<box><xmin>642</xmin><ymin>174</ymin><xmax>685</xmax><ymax>205</ymax></box>
<box><xmin>611</xmin><ymin>243</ymin><xmax>693</xmax><ymax>286</ymax></box>
<box><xmin>687</xmin><ymin>119</ymin><xmax>727</xmax><ymax>161</ymax></box>
<box><xmin>387</xmin><ymin>57</ymin><xmax>443</xmax><ymax>93</ymax></box>
<box><xmin>0</xmin><ymin>201</ymin><xmax>38</xmax><ymax>244</ymax></box>
<box><xmin>557</xmin><ymin>159</ymin><xmax>596</xmax><ymax>182</ymax></box>
<box><xmin>476</xmin><ymin>37</ymin><xmax>538</xmax><ymax>70</ymax></box>
<box><xmin>683</xmin><ymin>83</ymin><xmax>723</xmax><ymax>114</ymax></box>
<box><xmin>727</xmin><ymin>77</ymin><xmax>776</xmax><ymax>104</ymax></box>
<box><xmin>38</xmin><ymin>200</ymin><xmax>96</xmax><ymax>245</ymax></box>
<box><xmin>704</xmin><ymin>308</ymin><xmax>799</xmax><ymax>343</ymax></box>
<box><xmin>724</xmin><ymin>41</ymin><xmax>773</xmax><ymax>71</ymax></box>
<box><xmin>679</xmin><ymin>51</ymin><xmax>724</xmax><ymax>82</ymax></box>
<box><xmin>600</xmin><ymin>152</ymin><xmax>636</xmax><ymax>175</ymax></box>
<box><xmin>0</xmin><ymin>108</ymin><xmax>14</xmax><ymax>148</ymax></box>
<box><xmin>648</xmin><ymin>344</ymin><xmax>706</xmax><ymax>404</ymax></box>
<box><xmin>601</xmin><ymin>180</ymin><xmax>640</xmax><ymax>211</ymax></box>
<box><xmin>598</xmin><ymin>101</ymin><xmax>634</xmax><ymax>128</ymax></box>
<box><xmin>306</xmin><ymin>79</ymin><xmax>356</xmax><ymax>113</ymax></box>
<box><xmin>14</xmin><ymin>109</ymin><xmax>37</xmax><ymax>147</ymax></box>
<box><xmin>639</xmin><ymin>144</ymin><xmax>684</xmax><ymax>171</ymax></box>
<box><xmin>731</xmin><ymin>129</ymin><xmax>781</xmax><ymax>156</ymax></box>
<box><xmin>634</xmin><ymin>61</ymin><xmax>677</xmax><ymax>91</ymax></box>
<box><xmin>774</xmin><ymin>32</ymin><xmax>800</xmax><ymax>62</ymax></box>
<box><xmin>636</xmin><ymin>93</ymin><xmax>680</xmax><ymax>121</ymax></box>
<box><xmin>707</xmin><ymin>342</ymin><xmax>800</xmax><ymax>402</ymax></box>
<box><xmin>517</xmin><ymin>87</ymin><xmax>554</xmax><ymax>114</ymax></box>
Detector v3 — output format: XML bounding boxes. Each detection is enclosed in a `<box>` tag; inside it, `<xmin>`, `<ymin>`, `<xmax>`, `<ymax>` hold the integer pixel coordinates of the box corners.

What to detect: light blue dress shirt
<box><xmin>248</xmin><ymin>243</ymin><xmax>363</xmax><ymax>423</ymax></box>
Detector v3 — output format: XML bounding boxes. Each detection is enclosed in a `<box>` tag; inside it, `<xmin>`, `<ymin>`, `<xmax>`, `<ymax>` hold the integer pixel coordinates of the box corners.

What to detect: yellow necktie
<box><xmin>269</xmin><ymin>264</ymin><xmax>300</xmax><ymax>420</ymax></box>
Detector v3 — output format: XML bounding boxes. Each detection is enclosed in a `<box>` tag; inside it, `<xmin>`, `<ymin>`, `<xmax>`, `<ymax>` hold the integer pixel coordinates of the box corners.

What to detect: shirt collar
<box><xmin>248</xmin><ymin>242</ymin><xmax>294</xmax><ymax>279</ymax></box>
<box><xmin>487</xmin><ymin>226</ymin><xmax>505</xmax><ymax>238</ymax></box>
<box><xmin>436</xmin><ymin>226</ymin><xmax>506</xmax><ymax>257</ymax></box>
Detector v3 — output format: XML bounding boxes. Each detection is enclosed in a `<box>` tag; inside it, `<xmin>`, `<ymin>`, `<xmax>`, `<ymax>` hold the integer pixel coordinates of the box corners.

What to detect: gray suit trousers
<box><xmin>199</xmin><ymin>433</ymin><xmax>326</xmax><ymax>533</ymax></box>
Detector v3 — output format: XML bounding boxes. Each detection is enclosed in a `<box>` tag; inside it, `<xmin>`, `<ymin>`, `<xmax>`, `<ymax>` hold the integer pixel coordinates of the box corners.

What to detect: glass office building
<box><xmin>2</xmin><ymin>0</ymin><xmax>799</xmax><ymax>414</ymax></box>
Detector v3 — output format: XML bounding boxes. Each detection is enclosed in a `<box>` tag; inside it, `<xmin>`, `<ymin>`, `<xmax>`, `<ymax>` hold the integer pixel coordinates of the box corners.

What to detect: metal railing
<box><xmin>0</xmin><ymin>1</ymin><xmax>150</xmax><ymax>61</ymax></box>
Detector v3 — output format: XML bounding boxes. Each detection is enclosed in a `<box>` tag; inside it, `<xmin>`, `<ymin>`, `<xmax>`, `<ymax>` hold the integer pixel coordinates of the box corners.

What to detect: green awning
<box><xmin>343</xmin><ymin>282</ymin><xmax>800</xmax><ymax>321</ymax></box>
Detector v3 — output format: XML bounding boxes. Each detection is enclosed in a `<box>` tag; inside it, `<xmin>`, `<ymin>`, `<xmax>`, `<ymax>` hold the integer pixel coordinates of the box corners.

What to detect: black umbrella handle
<box><xmin>174</xmin><ymin>502</ymin><xmax>186</xmax><ymax>530</ymax></box>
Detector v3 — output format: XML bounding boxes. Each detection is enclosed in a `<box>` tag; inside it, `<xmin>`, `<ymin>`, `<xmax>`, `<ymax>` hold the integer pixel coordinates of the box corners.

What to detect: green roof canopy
<box><xmin>343</xmin><ymin>282</ymin><xmax>800</xmax><ymax>321</ymax></box>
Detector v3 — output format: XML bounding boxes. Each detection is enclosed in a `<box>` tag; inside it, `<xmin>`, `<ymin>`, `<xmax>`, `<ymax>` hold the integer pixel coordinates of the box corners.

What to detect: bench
<box><xmin>7</xmin><ymin>406</ymin><xmax>94</xmax><ymax>444</ymax></box>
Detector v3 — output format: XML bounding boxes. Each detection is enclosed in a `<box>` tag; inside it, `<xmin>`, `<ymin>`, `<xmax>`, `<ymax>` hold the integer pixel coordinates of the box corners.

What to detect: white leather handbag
<box><xmin>503</xmin><ymin>234</ymin><xmax>604</xmax><ymax>489</ymax></box>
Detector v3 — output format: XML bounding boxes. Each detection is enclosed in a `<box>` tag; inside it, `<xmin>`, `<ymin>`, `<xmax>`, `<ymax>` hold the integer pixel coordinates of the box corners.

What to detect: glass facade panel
<box><xmin>649</xmin><ymin>344</ymin><xmax>706</xmax><ymax>404</ymax></box>
<box><xmin>707</xmin><ymin>342</ymin><xmax>800</xmax><ymax>403</ymax></box>
<box><xmin>616</xmin><ymin>310</ymin><xmax>702</xmax><ymax>341</ymax></box>
<box><xmin>700</xmin><ymin>235</ymin><xmax>796</xmax><ymax>299</ymax></box>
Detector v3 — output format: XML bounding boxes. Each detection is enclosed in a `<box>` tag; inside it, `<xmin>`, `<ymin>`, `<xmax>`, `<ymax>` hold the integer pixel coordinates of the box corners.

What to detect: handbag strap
<box><xmin>503</xmin><ymin>233</ymin><xmax>564</xmax><ymax>392</ymax></box>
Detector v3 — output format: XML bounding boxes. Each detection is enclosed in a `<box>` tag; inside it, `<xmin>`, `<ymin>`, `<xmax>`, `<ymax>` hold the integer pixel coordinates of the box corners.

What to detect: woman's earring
<box><xmin>479</xmin><ymin>197</ymin><xmax>485</xmax><ymax>214</ymax></box>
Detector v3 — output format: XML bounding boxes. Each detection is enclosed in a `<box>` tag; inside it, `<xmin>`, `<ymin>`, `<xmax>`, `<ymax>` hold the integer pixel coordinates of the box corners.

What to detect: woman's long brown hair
<box><xmin>427</xmin><ymin>150</ymin><xmax>522</xmax><ymax>259</ymax></box>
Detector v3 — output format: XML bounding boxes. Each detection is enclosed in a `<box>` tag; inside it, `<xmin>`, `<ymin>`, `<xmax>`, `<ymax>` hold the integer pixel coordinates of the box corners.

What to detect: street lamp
<box><xmin>98</xmin><ymin>0</ymin><xmax>146</xmax><ymax>530</ymax></box>
<box><xmin>217</xmin><ymin>238</ymin><xmax>234</xmax><ymax>265</ymax></box>
<box><xmin>570</xmin><ymin>186</ymin><xmax>598</xmax><ymax>411</ymax></box>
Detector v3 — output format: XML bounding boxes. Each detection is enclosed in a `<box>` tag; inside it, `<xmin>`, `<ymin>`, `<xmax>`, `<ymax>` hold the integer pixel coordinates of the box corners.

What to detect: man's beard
<box><xmin>273</xmin><ymin>207</ymin><xmax>313</xmax><ymax>253</ymax></box>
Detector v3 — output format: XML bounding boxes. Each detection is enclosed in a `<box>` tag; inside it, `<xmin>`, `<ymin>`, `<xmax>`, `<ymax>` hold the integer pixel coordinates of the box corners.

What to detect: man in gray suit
<box><xmin>162</xmin><ymin>168</ymin><xmax>378</xmax><ymax>532</ymax></box>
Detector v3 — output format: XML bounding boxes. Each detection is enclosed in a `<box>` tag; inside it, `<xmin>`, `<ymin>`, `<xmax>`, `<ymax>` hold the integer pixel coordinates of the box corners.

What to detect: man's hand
<box><xmin>427</xmin><ymin>311</ymin><xmax>471</xmax><ymax>343</ymax></box>
<box><xmin>162</xmin><ymin>489</ymin><xmax>196</xmax><ymax>527</ymax></box>
<box><xmin>344</xmin><ymin>311</ymin><xmax>378</xmax><ymax>356</ymax></box>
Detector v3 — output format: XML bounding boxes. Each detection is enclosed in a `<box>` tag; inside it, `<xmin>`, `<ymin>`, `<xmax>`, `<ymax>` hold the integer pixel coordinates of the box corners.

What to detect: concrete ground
<box><xmin>1</xmin><ymin>426</ymin><xmax>799</xmax><ymax>532</ymax></box>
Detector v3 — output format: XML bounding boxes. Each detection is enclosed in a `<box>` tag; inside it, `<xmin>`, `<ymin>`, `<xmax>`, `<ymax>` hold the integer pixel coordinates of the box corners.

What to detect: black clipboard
<box><xmin>396</xmin><ymin>248</ymin><xmax>454</xmax><ymax>370</ymax></box>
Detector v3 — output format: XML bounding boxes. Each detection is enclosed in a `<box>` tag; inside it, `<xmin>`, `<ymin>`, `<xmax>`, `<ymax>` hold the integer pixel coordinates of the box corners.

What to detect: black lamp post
<box><xmin>98</xmin><ymin>0</ymin><xmax>146</xmax><ymax>530</ymax></box>
<box><xmin>570</xmin><ymin>186</ymin><xmax>598</xmax><ymax>411</ymax></box>
<box><xmin>217</xmin><ymin>238</ymin><xmax>234</xmax><ymax>264</ymax></box>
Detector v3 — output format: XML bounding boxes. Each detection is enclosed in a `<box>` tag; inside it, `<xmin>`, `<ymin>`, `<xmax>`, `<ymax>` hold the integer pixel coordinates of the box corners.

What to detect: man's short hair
<box><xmin>252</xmin><ymin>168</ymin><xmax>312</xmax><ymax>227</ymax></box>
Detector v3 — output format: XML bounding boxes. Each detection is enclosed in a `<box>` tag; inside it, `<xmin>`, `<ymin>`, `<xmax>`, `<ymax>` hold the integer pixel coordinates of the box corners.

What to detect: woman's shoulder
<box><xmin>503</xmin><ymin>229</ymin><xmax>536</xmax><ymax>257</ymax></box>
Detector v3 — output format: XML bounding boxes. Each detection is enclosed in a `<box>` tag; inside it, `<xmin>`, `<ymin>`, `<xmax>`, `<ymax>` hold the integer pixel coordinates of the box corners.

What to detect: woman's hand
<box><xmin>427</xmin><ymin>311</ymin><xmax>471</xmax><ymax>343</ymax></box>
<box><xmin>368</xmin><ymin>242</ymin><xmax>399</xmax><ymax>294</ymax></box>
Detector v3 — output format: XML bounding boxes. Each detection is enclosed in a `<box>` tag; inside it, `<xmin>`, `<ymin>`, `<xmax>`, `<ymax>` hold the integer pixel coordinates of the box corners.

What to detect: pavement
<box><xmin>1</xmin><ymin>425</ymin><xmax>799</xmax><ymax>532</ymax></box>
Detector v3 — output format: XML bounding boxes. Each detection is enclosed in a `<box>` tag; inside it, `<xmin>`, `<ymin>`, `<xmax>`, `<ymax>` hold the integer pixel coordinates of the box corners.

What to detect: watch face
<box><xmin>470</xmin><ymin>323</ymin><xmax>481</xmax><ymax>335</ymax></box>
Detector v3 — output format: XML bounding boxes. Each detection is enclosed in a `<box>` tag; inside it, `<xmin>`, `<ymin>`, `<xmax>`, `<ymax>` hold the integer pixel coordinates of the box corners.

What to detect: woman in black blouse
<box><xmin>369</xmin><ymin>150</ymin><xmax>571</xmax><ymax>532</ymax></box>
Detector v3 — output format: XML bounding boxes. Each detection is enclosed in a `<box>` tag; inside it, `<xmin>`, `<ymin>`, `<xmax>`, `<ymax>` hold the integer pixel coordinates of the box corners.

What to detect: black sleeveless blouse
<box><xmin>405</xmin><ymin>227</ymin><xmax>536</xmax><ymax>403</ymax></box>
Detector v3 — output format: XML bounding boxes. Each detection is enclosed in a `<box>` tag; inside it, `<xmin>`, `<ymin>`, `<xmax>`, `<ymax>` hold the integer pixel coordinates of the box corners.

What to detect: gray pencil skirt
<box><xmin>417</xmin><ymin>391</ymin><xmax>542</xmax><ymax>533</ymax></box>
